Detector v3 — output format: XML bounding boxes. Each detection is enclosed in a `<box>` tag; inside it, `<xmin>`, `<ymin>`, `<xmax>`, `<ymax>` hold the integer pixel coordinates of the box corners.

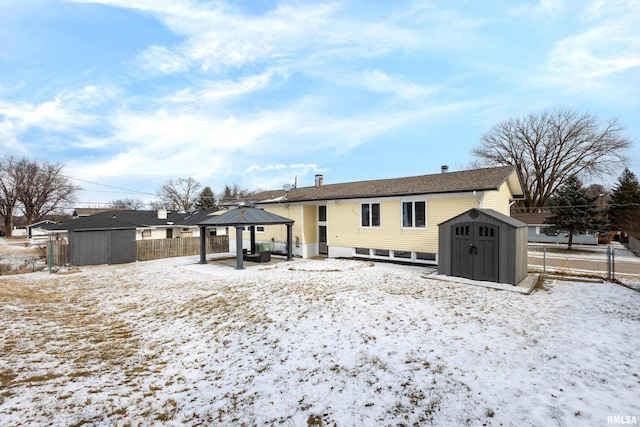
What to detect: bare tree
<box><xmin>0</xmin><ymin>157</ymin><xmax>20</xmax><ymax>237</ymax></box>
<box><xmin>1</xmin><ymin>157</ymin><xmax>79</xmax><ymax>234</ymax></box>
<box><xmin>218</xmin><ymin>184</ymin><xmax>254</xmax><ymax>206</ymax></box>
<box><xmin>16</xmin><ymin>159</ymin><xmax>80</xmax><ymax>224</ymax></box>
<box><xmin>107</xmin><ymin>198</ymin><xmax>145</xmax><ymax>210</ymax></box>
<box><xmin>472</xmin><ymin>108</ymin><xmax>631</xmax><ymax>212</ymax></box>
<box><xmin>155</xmin><ymin>177</ymin><xmax>201</xmax><ymax>211</ymax></box>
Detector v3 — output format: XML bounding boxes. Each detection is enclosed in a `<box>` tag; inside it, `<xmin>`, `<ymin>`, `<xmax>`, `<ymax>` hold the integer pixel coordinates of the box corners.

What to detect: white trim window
<box><xmin>402</xmin><ymin>201</ymin><xmax>426</xmax><ymax>228</ymax></box>
<box><xmin>361</xmin><ymin>203</ymin><xmax>381</xmax><ymax>227</ymax></box>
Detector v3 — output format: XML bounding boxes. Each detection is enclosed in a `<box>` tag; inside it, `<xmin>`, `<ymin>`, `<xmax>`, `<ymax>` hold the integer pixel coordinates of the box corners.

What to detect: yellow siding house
<box><xmin>228</xmin><ymin>166</ymin><xmax>523</xmax><ymax>265</ymax></box>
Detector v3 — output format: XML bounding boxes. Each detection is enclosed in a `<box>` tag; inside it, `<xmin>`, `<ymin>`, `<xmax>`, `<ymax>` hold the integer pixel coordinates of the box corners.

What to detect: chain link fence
<box><xmin>528</xmin><ymin>243</ymin><xmax>640</xmax><ymax>291</ymax></box>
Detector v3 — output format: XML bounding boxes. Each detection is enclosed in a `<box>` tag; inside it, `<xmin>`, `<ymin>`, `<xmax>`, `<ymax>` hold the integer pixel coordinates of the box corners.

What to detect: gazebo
<box><xmin>198</xmin><ymin>203</ymin><xmax>295</xmax><ymax>269</ymax></box>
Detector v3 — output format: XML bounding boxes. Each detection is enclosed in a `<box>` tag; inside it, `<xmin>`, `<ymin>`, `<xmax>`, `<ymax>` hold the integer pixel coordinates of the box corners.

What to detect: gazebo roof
<box><xmin>198</xmin><ymin>203</ymin><xmax>294</xmax><ymax>227</ymax></box>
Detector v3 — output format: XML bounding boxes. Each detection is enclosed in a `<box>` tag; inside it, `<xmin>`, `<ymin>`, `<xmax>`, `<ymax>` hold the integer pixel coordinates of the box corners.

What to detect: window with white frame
<box><xmin>361</xmin><ymin>203</ymin><xmax>381</xmax><ymax>227</ymax></box>
<box><xmin>318</xmin><ymin>205</ymin><xmax>327</xmax><ymax>222</ymax></box>
<box><xmin>402</xmin><ymin>201</ymin><xmax>426</xmax><ymax>228</ymax></box>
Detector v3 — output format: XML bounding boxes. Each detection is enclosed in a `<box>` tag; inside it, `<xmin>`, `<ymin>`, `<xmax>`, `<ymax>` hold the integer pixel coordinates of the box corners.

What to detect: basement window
<box><xmin>374</xmin><ymin>249</ymin><xmax>389</xmax><ymax>257</ymax></box>
<box><xmin>393</xmin><ymin>251</ymin><xmax>412</xmax><ymax>259</ymax></box>
<box><xmin>416</xmin><ymin>252</ymin><xmax>436</xmax><ymax>261</ymax></box>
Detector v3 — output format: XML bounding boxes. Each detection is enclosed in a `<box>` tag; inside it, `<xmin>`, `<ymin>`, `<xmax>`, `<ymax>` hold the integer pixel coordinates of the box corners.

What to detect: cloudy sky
<box><xmin>1</xmin><ymin>0</ymin><xmax>638</xmax><ymax>207</ymax></box>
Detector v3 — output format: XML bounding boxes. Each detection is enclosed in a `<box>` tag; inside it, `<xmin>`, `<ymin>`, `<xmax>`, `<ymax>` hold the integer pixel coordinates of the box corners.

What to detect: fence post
<box><xmin>543</xmin><ymin>245</ymin><xmax>546</xmax><ymax>273</ymax></box>
<box><xmin>612</xmin><ymin>248</ymin><xmax>616</xmax><ymax>281</ymax></box>
<box><xmin>48</xmin><ymin>240</ymin><xmax>53</xmax><ymax>274</ymax></box>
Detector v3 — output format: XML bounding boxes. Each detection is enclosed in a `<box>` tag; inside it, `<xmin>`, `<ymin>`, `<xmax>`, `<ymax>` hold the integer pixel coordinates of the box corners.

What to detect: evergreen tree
<box><xmin>195</xmin><ymin>186</ymin><xmax>217</xmax><ymax>210</ymax></box>
<box><xmin>608</xmin><ymin>168</ymin><xmax>640</xmax><ymax>240</ymax></box>
<box><xmin>546</xmin><ymin>175</ymin><xmax>604</xmax><ymax>249</ymax></box>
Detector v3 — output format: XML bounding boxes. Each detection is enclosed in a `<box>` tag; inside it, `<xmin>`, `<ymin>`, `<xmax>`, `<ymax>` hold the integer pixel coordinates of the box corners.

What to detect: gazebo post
<box><xmin>199</xmin><ymin>225</ymin><xmax>207</xmax><ymax>264</ymax></box>
<box><xmin>235</xmin><ymin>226</ymin><xmax>244</xmax><ymax>270</ymax></box>
<box><xmin>286</xmin><ymin>223</ymin><xmax>293</xmax><ymax>260</ymax></box>
<box><xmin>250</xmin><ymin>225</ymin><xmax>256</xmax><ymax>254</ymax></box>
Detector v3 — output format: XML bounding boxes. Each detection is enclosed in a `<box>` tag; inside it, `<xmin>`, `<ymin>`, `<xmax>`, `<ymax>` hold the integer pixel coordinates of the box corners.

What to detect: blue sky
<box><xmin>1</xmin><ymin>0</ymin><xmax>639</xmax><ymax>208</ymax></box>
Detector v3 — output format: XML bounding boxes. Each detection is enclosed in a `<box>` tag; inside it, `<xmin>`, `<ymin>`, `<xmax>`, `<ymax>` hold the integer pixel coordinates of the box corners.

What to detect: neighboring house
<box><xmin>72</xmin><ymin>208</ymin><xmax>115</xmax><ymax>219</ymax></box>
<box><xmin>26</xmin><ymin>220</ymin><xmax>57</xmax><ymax>239</ymax></box>
<box><xmin>510</xmin><ymin>211</ymin><xmax>599</xmax><ymax>245</ymax></box>
<box><xmin>223</xmin><ymin>165</ymin><xmax>524</xmax><ymax>265</ymax></box>
<box><xmin>10</xmin><ymin>219</ymin><xmax>57</xmax><ymax>239</ymax></box>
<box><xmin>44</xmin><ymin>208</ymin><xmax>219</xmax><ymax>242</ymax></box>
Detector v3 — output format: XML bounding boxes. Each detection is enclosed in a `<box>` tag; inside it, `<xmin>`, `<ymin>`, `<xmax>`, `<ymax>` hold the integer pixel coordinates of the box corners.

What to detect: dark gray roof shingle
<box><xmin>199</xmin><ymin>205</ymin><xmax>294</xmax><ymax>226</ymax></box>
<box><xmin>43</xmin><ymin>209</ymin><xmax>218</xmax><ymax>232</ymax></box>
<box><xmin>244</xmin><ymin>166</ymin><xmax>522</xmax><ymax>204</ymax></box>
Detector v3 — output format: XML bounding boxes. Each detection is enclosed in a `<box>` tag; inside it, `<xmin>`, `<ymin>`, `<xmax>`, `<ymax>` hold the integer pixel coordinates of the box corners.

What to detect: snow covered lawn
<box><xmin>1</xmin><ymin>256</ymin><xmax>638</xmax><ymax>426</ymax></box>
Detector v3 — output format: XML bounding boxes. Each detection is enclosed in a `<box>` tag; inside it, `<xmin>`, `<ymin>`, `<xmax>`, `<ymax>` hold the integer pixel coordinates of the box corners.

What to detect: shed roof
<box><xmin>198</xmin><ymin>204</ymin><xmax>294</xmax><ymax>227</ymax></box>
<box><xmin>235</xmin><ymin>165</ymin><xmax>523</xmax><ymax>204</ymax></box>
<box><xmin>438</xmin><ymin>208</ymin><xmax>528</xmax><ymax>228</ymax></box>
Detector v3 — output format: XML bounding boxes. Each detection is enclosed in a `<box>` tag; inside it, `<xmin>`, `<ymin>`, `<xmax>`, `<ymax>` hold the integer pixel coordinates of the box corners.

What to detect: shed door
<box><xmin>451</xmin><ymin>223</ymin><xmax>499</xmax><ymax>282</ymax></box>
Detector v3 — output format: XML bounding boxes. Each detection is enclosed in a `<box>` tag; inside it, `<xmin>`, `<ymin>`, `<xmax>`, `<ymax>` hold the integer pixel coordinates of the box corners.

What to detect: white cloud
<box><xmin>138</xmin><ymin>45</ymin><xmax>190</xmax><ymax>75</ymax></box>
<box><xmin>537</xmin><ymin>1</ymin><xmax>640</xmax><ymax>99</ymax></box>
<box><xmin>81</xmin><ymin>0</ymin><xmax>422</xmax><ymax>77</ymax></box>
<box><xmin>352</xmin><ymin>70</ymin><xmax>441</xmax><ymax>100</ymax></box>
<box><xmin>580</xmin><ymin>0</ymin><xmax>640</xmax><ymax>22</ymax></box>
<box><xmin>508</xmin><ymin>0</ymin><xmax>564</xmax><ymax>19</ymax></box>
<box><xmin>162</xmin><ymin>71</ymin><xmax>275</xmax><ymax>104</ymax></box>
<box><xmin>241</xmin><ymin>163</ymin><xmax>322</xmax><ymax>191</ymax></box>
<box><xmin>0</xmin><ymin>85</ymin><xmax>119</xmax><ymax>155</ymax></box>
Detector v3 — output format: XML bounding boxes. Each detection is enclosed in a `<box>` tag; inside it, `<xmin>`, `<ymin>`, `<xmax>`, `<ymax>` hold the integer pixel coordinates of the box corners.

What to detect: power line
<box><xmin>69</xmin><ymin>176</ymin><xmax>157</xmax><ymax>197</ymax></box>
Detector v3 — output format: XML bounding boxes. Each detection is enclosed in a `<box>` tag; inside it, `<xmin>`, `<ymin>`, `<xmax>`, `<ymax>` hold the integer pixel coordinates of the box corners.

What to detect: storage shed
<box><xmin>68</xmin><ymin>228</ymin><xmax>136</xmax><ymax>266</ymax></box>
<box><xmin>438</xmin><ymin>208</ymin><xmax>528</xmax><ymax>285</ymax></box>
<box><xmin>46</xmin><ymin>215</ymin><xmax>137</xmax><ymax>266</ymax></box>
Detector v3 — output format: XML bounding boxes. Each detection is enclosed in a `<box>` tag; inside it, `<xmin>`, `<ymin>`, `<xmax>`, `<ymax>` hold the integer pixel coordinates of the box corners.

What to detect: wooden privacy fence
<box><xmin>136</xmin><ymin>236</ymin><xmax>229</xmax><ymax>261</ymax></box>
<box><xmin>629</xmin><ymin>235</ymin><xmax>640</xmax><ymax>254</ymax></box>
<box><xmin>49</xmin><ymin>241</ymin><xmax>69</xmax><ymax>266</ymax></box>
<box><xmin>47</xmin><ymin>236</ymin><xmax>229</xmax><ymax>266</ymax></box>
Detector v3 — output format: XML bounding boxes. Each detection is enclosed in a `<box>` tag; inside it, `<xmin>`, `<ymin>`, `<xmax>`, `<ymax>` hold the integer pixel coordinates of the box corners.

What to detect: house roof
<box><xmin>198</xmin><ymin>203</ymin><xmax>294</xmax><ymax>227</ymax></box>
<box><xmin>72</xmin><ymin>208</ymin><xmax>115</xmax><ymax>217</ymax></box>
<box><xmin>43</xmin><ymin>209</ymin><xmax>219</xmax><ymax>232</ymax></box>
<box><xmin>26</xmin><ymin>220</ymin><xmax>57</xmax><ymax>228</ymax></box>
<box><xmin>510</xmin><ymin>211</ymin><xmax>553</xmax><ymax>225</ymax></box>
<box><xmin>241</xmin><ymin>165</ymin><xmax>523</xmax><ymax>204</ymax></box>
<box><xmin>43</xmin><ymin>214</ymin><xmax>138</xmax><ymax>232</ymax></box>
